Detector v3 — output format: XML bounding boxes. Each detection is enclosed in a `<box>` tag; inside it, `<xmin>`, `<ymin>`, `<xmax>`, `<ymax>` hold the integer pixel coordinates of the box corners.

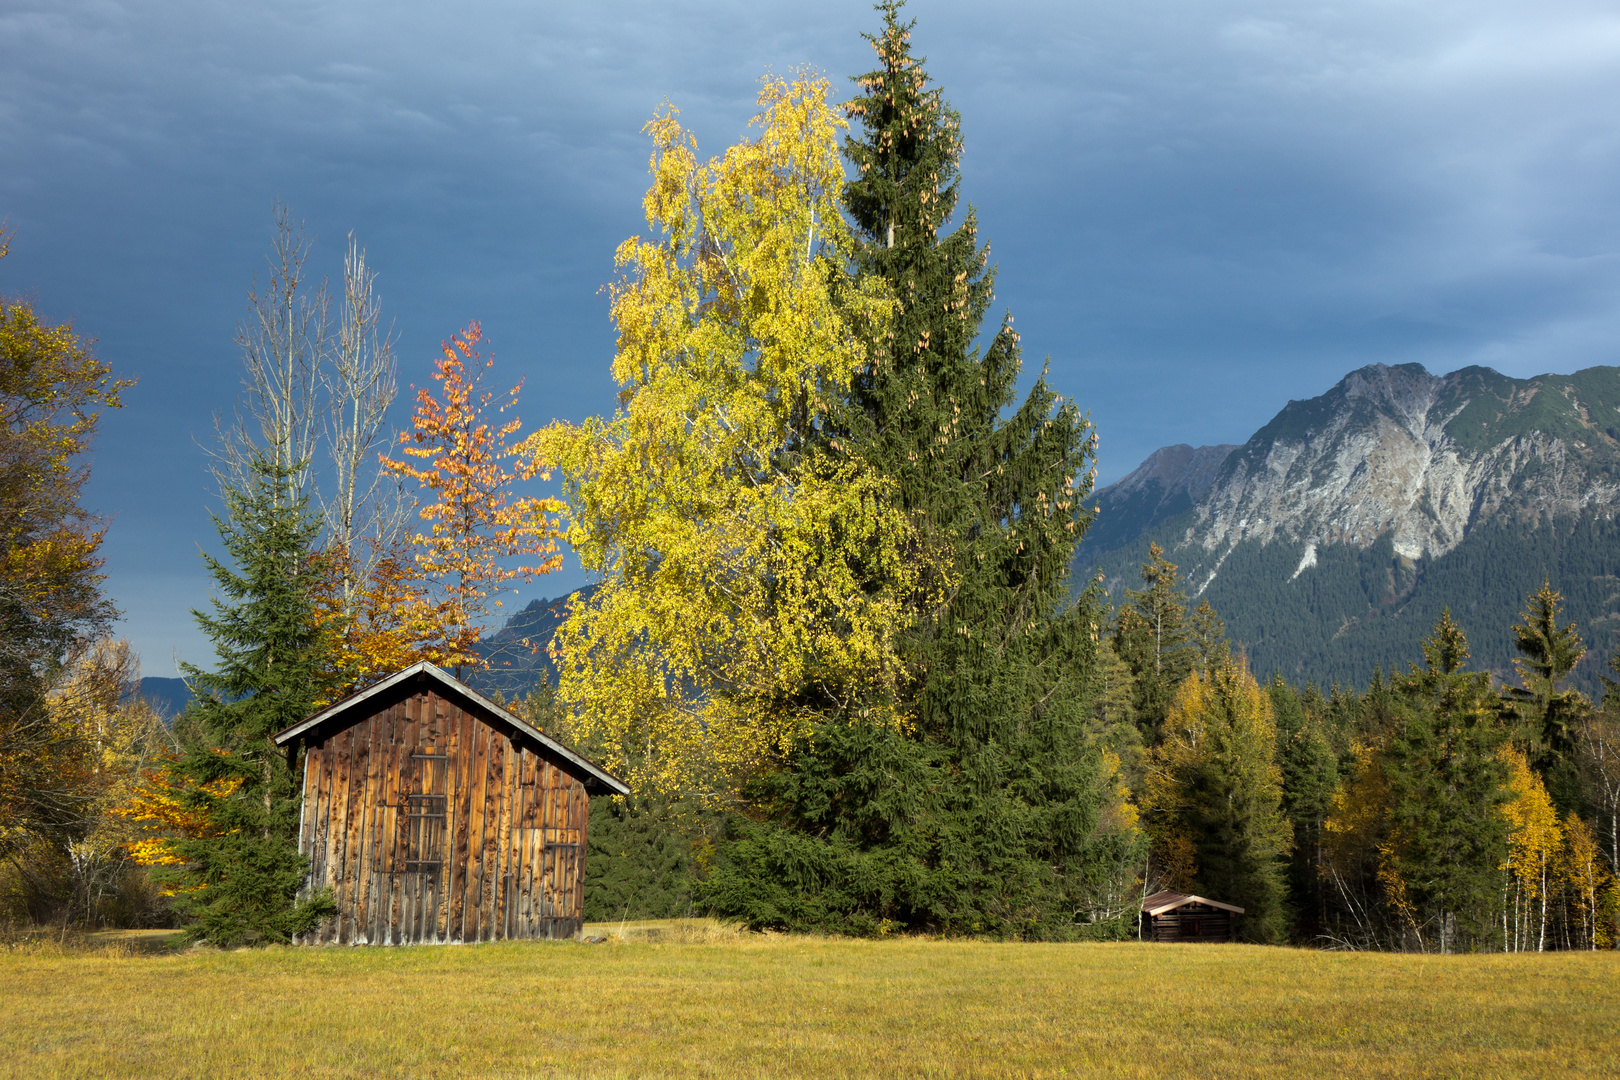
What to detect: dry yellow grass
<box><xmin>2</xmin><ymin>921</ymin><xmax>1615</xmax><ymax>1079</ymax></box>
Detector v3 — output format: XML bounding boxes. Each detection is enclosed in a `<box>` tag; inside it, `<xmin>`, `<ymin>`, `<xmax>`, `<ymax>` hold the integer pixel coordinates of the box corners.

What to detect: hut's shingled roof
<box><xmin>272</xmin><ymin>660</ymin><xmax>629</xmax><ymax>795</ymax></box>
<box><xmin>1142</xmin><ymin>890</ymin><xmax>1245</xmax><ymax>916</ymax></box>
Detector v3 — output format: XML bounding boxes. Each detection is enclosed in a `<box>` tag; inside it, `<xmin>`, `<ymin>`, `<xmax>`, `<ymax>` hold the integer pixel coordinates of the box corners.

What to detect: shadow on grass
<box><xmin>583</xmin><ymin>916</ymin><xmax>751</xmax><ymax>945</ymax></box>
<box><xmin>1</xmin><ymin>926</ymin><xmax>186</xmax><ymax>957</ymax></box>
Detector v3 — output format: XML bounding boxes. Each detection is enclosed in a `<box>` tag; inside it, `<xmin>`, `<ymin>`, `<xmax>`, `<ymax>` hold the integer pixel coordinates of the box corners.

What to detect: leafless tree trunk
<box><xmin>210</xmin><ymin>207</ymin><xmax>410</xmax><ymax>603</ymax></box>
<box><xmin>320</xmin><ymin>233</ymin><xmax>404</xmax><ymax>613</ymax></box>
<box><xmin>211</xmin><ymin>203</ymin><xmax>327</xmax><ymax>510</ymax></box>
<box><xmin>1576</xmin><ymin>711</ymin><xmax>1620</xmax><ymax>876</ymax></box>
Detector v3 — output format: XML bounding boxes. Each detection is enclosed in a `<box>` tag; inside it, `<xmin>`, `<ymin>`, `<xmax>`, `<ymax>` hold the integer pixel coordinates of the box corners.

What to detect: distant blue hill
<box><xmin>135</xmin><ymin>676</ymin><xmax>193</xmax><ymax>719</ymax></box>
<box><xmin>133</xmin><ymin>586</ymin><xmax>592</xmax><ymax>716</ymax></box>
<box><xmin>467</xmin><ymin>585</ymin><xmax>596</xmax><ymax>699</ymax></box>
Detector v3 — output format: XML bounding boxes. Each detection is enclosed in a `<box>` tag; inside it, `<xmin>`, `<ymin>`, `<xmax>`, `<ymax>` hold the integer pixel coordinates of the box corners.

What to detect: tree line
<box><xmin>5</xmin><ymin>1</ymin><xmax>1614</xmax><ymax>951</ymax></box>
<box><xmin>1105</xmin><ymin>542</ymin><xmax>1619</xmax><ymax>950</ymax></box>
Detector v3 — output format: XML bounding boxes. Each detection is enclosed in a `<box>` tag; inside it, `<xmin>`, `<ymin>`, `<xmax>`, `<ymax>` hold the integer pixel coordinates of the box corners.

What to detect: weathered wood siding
<box><xmin>295</xmin><ymin>686</ymin><xmax>589</xmax><ymax>945</ymax></box>
<box><xmin>1145</xmin><ymin>903</ymin><xmax>1234</xmax><ymax>943</ymax></box>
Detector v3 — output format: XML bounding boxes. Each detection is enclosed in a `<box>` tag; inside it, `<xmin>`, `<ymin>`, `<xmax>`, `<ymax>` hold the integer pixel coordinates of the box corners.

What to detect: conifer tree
<box><xmin>1143</xmin><ymin>655</ymin><xmax>1292</xmax><ymax>942</ymax></box>
<box><xmin>1114</xmin><ymin>543</ymin><xmax>1194</xmax><ymax>739</ymax></box>
<box><xmin>705</xmin><ymin>1</ymin><xmax>1136</xmax><ymax>937</ymax></box>
<box><xmin>838</xmin><ymin>0</ymin><xmax>1097</xmax><ymax>700</ymax></box>
<box><xmin>1189</xmin><ymin>599</ymin><xmax>1229</xmax><ymax>671</ymax></box>
<box><xmin>1090</xmin><ymin>637</ymin><xmax>1143</xmax><ymax>777</ymax></box>
<box><xmin>841</xmin><ymin>0</ymin><xmax>1102</xmax><ymax>758</ymax></box>
<box><xmin>1382</xmin><ymin>610</ymin><xmax>1509</xmax><ymax>951</ymax></box>
<box><xmin>1505</xmin><ymin>582</ymin><xmax>1590</xmax><ymax>810</ymax></box>
<box><xmin>164</xmin><ymin>457</ymin><xmax>336</xmax><ymax>944</ymax></box>
<box><xmin>1270</xmin><ymin>676</ymin><xmax>1338</xmax><ymax>939</ymax></box>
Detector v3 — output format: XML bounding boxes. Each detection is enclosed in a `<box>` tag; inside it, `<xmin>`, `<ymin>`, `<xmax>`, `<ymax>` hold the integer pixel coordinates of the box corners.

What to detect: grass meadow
<box><xmin>2</xmin><ymin>920</ymin><xmax>1615</xmax><ymax>1079</ymax></box>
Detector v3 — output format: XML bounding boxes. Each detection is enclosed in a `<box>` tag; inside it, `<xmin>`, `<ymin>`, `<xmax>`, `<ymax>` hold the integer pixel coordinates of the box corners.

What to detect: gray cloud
<box><xmin>4</xmin><ymin>0</ymin><xmax>1618</xmax><ymax>673</ymax></box>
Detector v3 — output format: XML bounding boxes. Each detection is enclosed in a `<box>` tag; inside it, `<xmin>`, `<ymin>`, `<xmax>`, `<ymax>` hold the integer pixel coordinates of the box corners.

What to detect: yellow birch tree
<box><xmin>1320</xmin><ymin>740</ymin><xmax>1398</xmax><ymax>946</ymax></box>
<box><xmin>1559</xmin><ymin>812</ymin><xmax>1612</xmax><ymax>949</ymax></box>
<box><xmin>1500</xmin><ymin>746</ymin><xmax>1563</xmax><ymax>951</ymax></box>
<box><xmin>526</xmin><ymin>73</ymin><xmax>933</xmax><ymax>797</ymax></box>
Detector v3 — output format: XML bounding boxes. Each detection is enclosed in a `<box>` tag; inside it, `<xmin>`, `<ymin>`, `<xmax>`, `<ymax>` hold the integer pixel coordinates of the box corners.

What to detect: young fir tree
<box><xmin>165</xmin><ymin>457</ymin><xmax>335</xmax><ymax>944</ymax></box>
<box><xmin>1504</xmin><ymin>582</ymin><xmax>1590</xmax><ymax>812</ymax></box>
<box><xmin>1143</xmin><ymin>655</ymin><xmax>1293</xmax><ymax>942</ymax></box>
<box><xmin>1188</xmin><ymin>599</ymin><xmax>1229</xmax><ymax>671</ymax></box>
<box><xmin>1382</xmin><ymin>610</ymin><xmax>1510</xmax><ymax>951</ymax></box>
<box><xmin>704</xmin><ymin>1</ymin><xmax>1135</xmax><ymax>938</ymax></box>
<box><xmin>1114</xmin><ymin>543</ymin><xmax>1195</xmax><ymax>741</ymax></box>
<box><xmin>1270</xmin><ymin>676</ymin><xmax>1338</xmax><ymax>940</ymax></box>
<box><xmin>1090</xmin><ymin>636</ymin><xmax>1144</xmax><ymax>783</ymax></box>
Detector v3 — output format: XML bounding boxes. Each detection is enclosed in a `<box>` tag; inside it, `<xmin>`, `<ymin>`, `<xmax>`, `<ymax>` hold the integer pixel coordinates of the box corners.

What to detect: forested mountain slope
<box><xmin>467</xmin><ymin>586</ymin><xmax>594</xmax><ymax>698</ymax></box>
<box><xmin>1079</xmin><ymin>363</ymin><xmax>1620</xmax><ymax>691</ymax></box>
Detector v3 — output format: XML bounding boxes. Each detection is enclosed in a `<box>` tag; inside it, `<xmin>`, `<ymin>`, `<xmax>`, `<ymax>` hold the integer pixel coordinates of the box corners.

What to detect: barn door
<box><xmin>400</xmin><ymin>748</ymin><xmax>448</xmax><ymax>942</ymax></box>
<box><xmin>539</xmin><ymin>840</ymin><xmax>580</xmax><ymax>925</ymax></box>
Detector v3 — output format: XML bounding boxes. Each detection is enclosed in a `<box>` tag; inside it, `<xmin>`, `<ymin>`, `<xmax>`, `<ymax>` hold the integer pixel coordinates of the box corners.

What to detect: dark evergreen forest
<box><xmin>1085</xmin><ymin>512</ymin><xmax>1620</xmax><ymax>696</ymax></box>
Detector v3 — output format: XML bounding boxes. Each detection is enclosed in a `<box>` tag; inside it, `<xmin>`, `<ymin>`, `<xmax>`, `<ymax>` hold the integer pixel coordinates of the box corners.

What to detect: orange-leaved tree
<box><xmin>2</xmin><ymin>230</ymin><xmax>134</xmax><ymax>859</ymax></box>
<box><xmin>382</xmin><ymin>323</ymin><xmax>564</xmax><ymax>673</ymax></box>
<box><xmin>111</xmin><ymin>759</ymin><xmax>239</xmax><ymax>891</ymax></box>
<box><xmin>306</xmin><ymin>535</ymin><xmax>446</xmax><ymax>698</ymax></box>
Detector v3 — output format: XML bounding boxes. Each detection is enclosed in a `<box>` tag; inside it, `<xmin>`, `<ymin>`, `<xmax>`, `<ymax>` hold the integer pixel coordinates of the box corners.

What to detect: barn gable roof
<box><xmin>273</xmin><ymin>661</ymin><xmax>629</xmax><ymax>795</ymax></box>
<box><xmin>1142</xmin><ymin>890</ymin><xmax>1245</xmax><ymax>916</ymax></box>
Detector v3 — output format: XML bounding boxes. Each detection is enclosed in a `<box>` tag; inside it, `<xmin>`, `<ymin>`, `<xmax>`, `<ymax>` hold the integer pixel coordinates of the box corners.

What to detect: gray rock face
<box><xmin>1092</xmin><ymin>363</ymin><xmax>1620</xmax><ymax>592</ymax></box>
<box><xmin>1108</xmin><ymin>443</ymin><xmax>1237</xmax><ymax>505</ymax></box>
<box><xmin>1082</xmin><ymin>362</ymin><xmax>1620</xmax><ymax>692</ymax></box>
<box><xmin>1086</xmin><ymin>443</ymin><xmax>1239</xmax><ymax>554</ymax></box>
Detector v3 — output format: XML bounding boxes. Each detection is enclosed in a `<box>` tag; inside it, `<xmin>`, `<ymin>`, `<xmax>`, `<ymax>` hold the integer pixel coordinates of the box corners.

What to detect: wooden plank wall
<box><xmin>295</xmin><ymin>687</ymin><xmax>589</xmax><ymax>945</ymax></box>
<box><xmin>1148</xmin><ymin>906</ymin><xmax>1233</xmax><ymax>943</ymax></box>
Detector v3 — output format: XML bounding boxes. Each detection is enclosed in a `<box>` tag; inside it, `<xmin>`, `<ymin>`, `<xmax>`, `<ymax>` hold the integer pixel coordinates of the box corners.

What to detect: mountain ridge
<box><xmin>1080</xmin><ymin>362</ymin><xmax>1620</xmax><ymax>691</ymax></box>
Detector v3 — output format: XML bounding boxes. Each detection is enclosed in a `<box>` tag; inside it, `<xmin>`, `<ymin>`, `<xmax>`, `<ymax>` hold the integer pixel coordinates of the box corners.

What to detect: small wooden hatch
<box><xmin>274</xmin><ymin>661</ymin><xmax>628</xmax><ymax>946</ymax></box>
<box><xmin>1140</xmin><ymin>890</ymin><xmax>1245</xmax><ymax>943</ymax></box>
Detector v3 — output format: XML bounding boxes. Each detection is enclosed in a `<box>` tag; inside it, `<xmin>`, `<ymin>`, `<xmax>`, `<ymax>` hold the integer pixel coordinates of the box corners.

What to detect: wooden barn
<box><xmin>1140</xmin><ymin>891</ymin><xmax>1245</xmax><ymax>943</ymax></box>
<box><xmin>272</xmin><ymin>661</ymin><xmax>628</xmax><ymax>946</ymax></box>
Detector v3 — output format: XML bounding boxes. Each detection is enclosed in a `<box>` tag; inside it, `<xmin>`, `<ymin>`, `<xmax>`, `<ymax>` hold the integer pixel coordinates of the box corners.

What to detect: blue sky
<box><xmin>5</xmin><ymin>0</ymin><xmax>1620</xmax><ymax>676</ymax></box>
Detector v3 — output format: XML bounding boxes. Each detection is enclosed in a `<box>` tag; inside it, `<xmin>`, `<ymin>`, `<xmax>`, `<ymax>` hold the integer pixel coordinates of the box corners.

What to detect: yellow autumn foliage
<box><xmin>1141</xmin><ymin>657</ymin><xmax>1290</xmax><ymax>920</ymax></box>
<box><xmin>111</xmin><ymin>765</ymin><xmax>239</xmax><ymax>875</ymax></box>
<box><xmin>1500</xmin><ymin>747</ymin><xmax>1562</xmax><ymax>902</ymax></box>
<box><xmin>1322</xmin><ymin>741</ymin><xmax>1391</xmax><ymax>865</ymax></box>
<box><xmin>527</xmin><ymin>74</ymin><xmax>941</xmax><ymax>796</ymax></box>
<box><xmin>1560</xmin><ymin>811</ymin><xmax>1613</xmax><ymax>949</ymax></box>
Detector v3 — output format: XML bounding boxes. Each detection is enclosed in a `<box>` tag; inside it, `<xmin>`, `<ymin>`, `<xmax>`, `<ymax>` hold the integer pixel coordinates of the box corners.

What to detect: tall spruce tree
<box><xmin>1504</xmin><ymin>582</ymin><xmax>1590</xmax><ymax>812</ymax></box>
<box><xmin>166</xmin><ymin>456</ymin><xmax>335</xmax><ymax>944</ymax></box>
<box><xmin>1382</xmin><ymin>611</ymin><xmax>1509</xmax><ymax>951</ymax></box>
<box><xmin>703</xmin><ymin>1</ymin><xmax>1136</xmax><ymax>937</ymax></box>
<box><xmin>1114</xmin><ymin>543</ymin><xmax>1195</xmax><ymax>740</ymax></box>
<box><xmin>1188</xmin><ymin>599</ymin><xmax>1229</xmax><ymax>670</ymax></box>
<box><xmin>841</xmin><ymin>2</ymin><xmax>1102</xmax><ymax>768</ymax></box>
<box><xmin>1143</xmin><ymin>656</ymin><xmax>1293</xmax><ymax>943</ymax></box>
<box><xmin>1270</xmin><ymin>676</ymin><xmax>1338</xmax><ymax>940</ymax></box>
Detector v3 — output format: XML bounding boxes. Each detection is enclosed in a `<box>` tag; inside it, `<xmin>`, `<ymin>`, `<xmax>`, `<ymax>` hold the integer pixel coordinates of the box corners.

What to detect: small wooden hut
<box><xmin>1140</xmin><ymin>891</ymin><xmax>1244</xmax><ymax>942</ymax></box>
<box><xmin>273</xmin><ymin>661</ymin><xmax>628</xmax><ymax>946</ymax></box>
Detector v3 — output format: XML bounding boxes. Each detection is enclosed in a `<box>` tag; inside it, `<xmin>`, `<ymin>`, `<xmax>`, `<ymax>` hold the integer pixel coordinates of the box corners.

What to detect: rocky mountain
<box><xmin>1081</xmin><ymin>442</ymin><xmax>1239</xmax><ymax>554</ymax></box>
<box><xmin>466</xmin><ymin>585</ymin><xmax>595</xmax><ymax>699</ymax></box>
<box><xmin>1079</xmin><ymin>363</ymin><xmax>1620</xmax><ymax>691</ymax></box>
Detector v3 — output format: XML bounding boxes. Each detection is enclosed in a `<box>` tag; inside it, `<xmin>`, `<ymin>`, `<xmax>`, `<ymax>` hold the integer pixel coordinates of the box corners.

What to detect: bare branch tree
<box><xmin>320</xmin><ymin>233</ymin><xmax>405</xmax><ymax>613</ymax></box>
<box><xmin>211</xmin><ymin>203</ymin><xmax>327</xmax><ymax>510</ymax></box>
<box><xmin>1577</xmin><ymin>709</ymin><xmax>1620</xmax><ymax>877</ymax></box>
<box><xmin>207</xmin><ymin>207</ymin><xmax>413</xmax><ymax>618</ymax></box>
